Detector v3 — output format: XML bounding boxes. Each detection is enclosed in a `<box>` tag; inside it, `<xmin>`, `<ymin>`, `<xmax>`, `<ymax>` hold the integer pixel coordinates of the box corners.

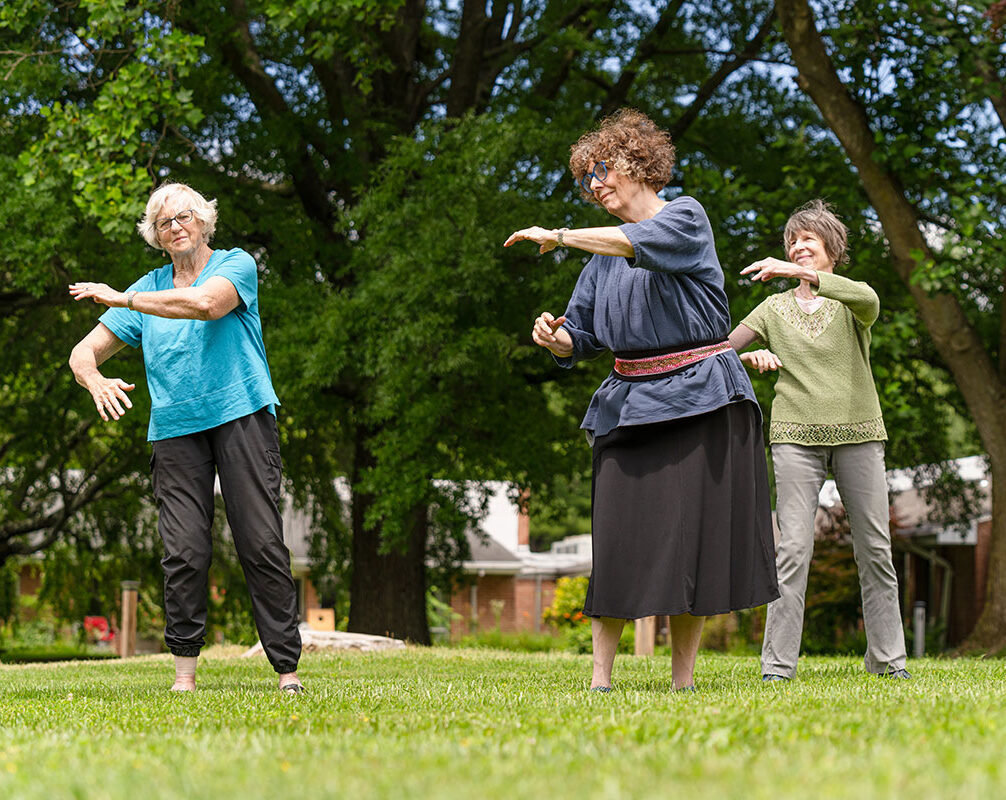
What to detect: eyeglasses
<box><xmin>580</xmin><ymin>162</ymin><xmax>608</xmax><ymax>193</ymax></box>
<box><xmin>154</xmin><ymin>209</ymin><xmax>196</xmax><ymax>231</ymax></box>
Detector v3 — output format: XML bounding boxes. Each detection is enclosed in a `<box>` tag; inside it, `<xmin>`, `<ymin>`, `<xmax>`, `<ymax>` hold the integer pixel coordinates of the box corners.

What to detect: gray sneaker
<box><xmin>880</xmin><ymin>668</ymin><xmax>912</xmax><ymax>679</ymax></box>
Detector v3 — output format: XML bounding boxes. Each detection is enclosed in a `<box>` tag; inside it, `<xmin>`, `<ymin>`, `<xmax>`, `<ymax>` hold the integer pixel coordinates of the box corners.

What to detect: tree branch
<box><xmin>776</xmin><ymin>0</ymin><xmax>1006</xmax><ymax>454</ymax></box>
<box><xmin>204</xmin><ymin>1</ymin><xmax>337</xmax><ymax>229</ymax></box>
<box><xmin>598</xmin><ymin>0</ymin><xmax>688</xmax><ymax>117</ymax></box>
<box><xmin>668</xmin><ymin>8</ymin><xmax>778</xmax><ymax>141</ymax></box>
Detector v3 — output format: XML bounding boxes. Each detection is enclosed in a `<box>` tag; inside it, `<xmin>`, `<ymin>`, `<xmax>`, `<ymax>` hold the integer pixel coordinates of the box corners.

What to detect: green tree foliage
<box><xmin>1</xmin><ymin>1</ymin><xmax>988</xmax><ymax>644</ymax></box>
<box><xmin>528</xmin><ymin>472</ymin><xmax>592</xmax><ymax>552</ymax></box>
<box><xmin>0</xmin><ymin>1</ymin><xmax>166</xmax><ymax>569</ymax></box>
<box><xmin>774</xmin><ymin>0</ymin><xmax>1005</xmax><ymax>650</ymax></box>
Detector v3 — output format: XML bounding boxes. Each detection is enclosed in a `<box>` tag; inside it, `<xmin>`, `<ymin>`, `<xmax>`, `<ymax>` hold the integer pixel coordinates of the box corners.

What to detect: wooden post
<box><xmin>120</xmin><ymin>580</ymin><xmax>139</xmax><ymax>658</ymax></box>
<box><xmin>634</xmin><ymin>616</ymin><xmax>656</xmax><ymax>656</ymax></box>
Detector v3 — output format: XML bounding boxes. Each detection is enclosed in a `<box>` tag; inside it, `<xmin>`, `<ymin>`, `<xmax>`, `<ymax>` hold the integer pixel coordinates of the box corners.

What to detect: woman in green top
<box><xmin>728</xmin><ymin>200</ymin><xmax>909</xmax><ymax>681</ymax></box>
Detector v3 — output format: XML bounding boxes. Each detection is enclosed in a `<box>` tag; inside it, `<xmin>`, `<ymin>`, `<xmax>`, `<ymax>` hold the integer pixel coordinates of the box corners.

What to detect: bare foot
<box><xmin>170</xmin><ymin>677</ymin><xmax>196</xmax><ymax>692</ymax></box>
<box><xmin>278</xmin><ymin>671</ymin><xmax>304</xmax><ymax>694</ymax></box>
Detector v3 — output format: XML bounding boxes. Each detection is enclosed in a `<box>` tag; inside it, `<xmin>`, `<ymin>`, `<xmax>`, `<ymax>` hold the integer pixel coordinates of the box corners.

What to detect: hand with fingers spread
<box><xmin>504</xmin><ymin>226</ymin><xmax>560</xmax><ymax>254</ymax></box>
<box><xmin>531</xmin><ymin>312</ymin><xmax>573</xmax><ymax>358</ymax></box>
<box><xmin>505</xmin><ymin>108</ymin><xmax>783</xmax><ymax>696</ymax></box>
<box><xmin>731</xmin><ymin>200</ymin><xmax>908</xmax><ymax>680</ymax></box>
<box><xmin>741</xmin><ymin>257</ymin><xmax>817</xmax><ymax>285</ymax></box>
<box><xmin>69</xmin><ymin>282</ymin><xmax>128</xmax><ymax>308</ymax></box>
<box><xmin>68</xmin><ymin>181</ymin><xmax>304</xmax><ymax>694</ymax></box>
<box><xmin>739</xmin><ymin>349</ymin><xmax>782</xmax><ymax>373</ymax></box>
<box><xmin>84</xmin><ymin>374</ymin><xmax>136</xmax><ymax>421</ymax></box>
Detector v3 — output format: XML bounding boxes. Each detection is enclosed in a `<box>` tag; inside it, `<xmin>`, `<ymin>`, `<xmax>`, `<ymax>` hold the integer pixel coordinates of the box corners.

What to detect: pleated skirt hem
<box><xmin>582</xmin><ymin>401</ymin><xmax>780</xmax><ymax>620</ymax></box>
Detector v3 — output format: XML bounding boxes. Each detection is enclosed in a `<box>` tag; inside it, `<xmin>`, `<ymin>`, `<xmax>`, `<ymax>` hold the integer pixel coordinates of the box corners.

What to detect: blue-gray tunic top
<box><xmin>555</xmin><ymin>196</ymin><xmax>757</xmax><ymax>437</ymax></box>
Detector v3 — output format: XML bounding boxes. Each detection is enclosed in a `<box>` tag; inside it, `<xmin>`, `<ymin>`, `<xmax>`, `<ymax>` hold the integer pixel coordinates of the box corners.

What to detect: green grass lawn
<box><xmin>2</xmin><ymin>647</ymin><xmax>1004</xmax><ymax>799</ymax></box>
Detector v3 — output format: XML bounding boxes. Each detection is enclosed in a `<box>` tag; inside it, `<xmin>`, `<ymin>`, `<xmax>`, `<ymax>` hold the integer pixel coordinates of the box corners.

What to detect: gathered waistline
<box><xmin>613</xmin><ymin>340</ymin><xmax>731</xmax><ymax>380</ymax></box>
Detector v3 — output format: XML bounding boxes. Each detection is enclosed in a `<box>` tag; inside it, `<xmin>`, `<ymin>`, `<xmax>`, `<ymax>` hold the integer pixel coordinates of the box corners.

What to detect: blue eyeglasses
<box><xmin>580</xmin><ymin>161</ymin><xmax>608</xmax><ymax>193</ymax></box>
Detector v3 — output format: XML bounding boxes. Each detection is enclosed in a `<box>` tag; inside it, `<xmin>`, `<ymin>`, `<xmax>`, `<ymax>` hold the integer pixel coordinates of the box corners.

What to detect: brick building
<box><xmin>447</xmin><ymin>484</ymin><xmax>591</xmax><ymax>638</ymax></box>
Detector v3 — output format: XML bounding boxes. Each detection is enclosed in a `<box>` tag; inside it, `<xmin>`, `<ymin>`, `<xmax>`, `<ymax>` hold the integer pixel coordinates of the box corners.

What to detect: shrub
<box><xmin>0</xmin><ymin>644</ymin><xmax>118</xmax><ymax>664</ymax></box>
<box><xmin>542</xmin><ymin>576</ymin><xmax>589</xmax><ymax>629</ymax></box>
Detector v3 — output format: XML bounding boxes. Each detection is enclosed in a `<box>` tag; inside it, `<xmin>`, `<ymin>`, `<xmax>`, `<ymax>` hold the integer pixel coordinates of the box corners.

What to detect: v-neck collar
<box><xmin>767</xmin><ymin>290</ymin><xmax>838</xmax><ymax>339</ymax></box>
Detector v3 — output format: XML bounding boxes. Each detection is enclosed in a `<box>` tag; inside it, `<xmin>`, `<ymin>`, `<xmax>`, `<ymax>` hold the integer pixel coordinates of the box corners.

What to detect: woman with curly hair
<box><xmin>505</xmin><ymin>109</ymin><xmax>779</xmax><ymax>692</ymax></box>
<box><xmin>730</xmin><ymin>200</ymin><xmax>909</xmax><ymax>681</ymax></box>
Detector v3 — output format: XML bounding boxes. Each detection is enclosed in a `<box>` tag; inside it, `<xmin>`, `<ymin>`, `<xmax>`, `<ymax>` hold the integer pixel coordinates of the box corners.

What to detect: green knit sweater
<box><xmin>739</xmin><ymin>271</ymin><xmax>887</xmax><ymax>446</ymax></box>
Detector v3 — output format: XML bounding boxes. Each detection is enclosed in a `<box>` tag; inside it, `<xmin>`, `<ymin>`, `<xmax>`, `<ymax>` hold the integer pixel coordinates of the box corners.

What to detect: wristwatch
<box><xmin>556</xmin><ymin>227</ymin><xmax>570</xmax><ymax>247</ymax></box>
<box><xmin>126</xmin><ymin>290</ymin><xmax>137</xmax><ymax>310</ymax></box>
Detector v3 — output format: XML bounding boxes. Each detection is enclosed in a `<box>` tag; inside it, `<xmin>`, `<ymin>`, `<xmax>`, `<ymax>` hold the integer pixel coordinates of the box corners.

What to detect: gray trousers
<box><xmin>151</xmin><ymin>408</ymin><xmax>301</xmax><ymax>673</ymax></box>
<box><xmin>761</xmin><ymin>441</ymin><xmax>907</xmax><ymax>677</ymax></box>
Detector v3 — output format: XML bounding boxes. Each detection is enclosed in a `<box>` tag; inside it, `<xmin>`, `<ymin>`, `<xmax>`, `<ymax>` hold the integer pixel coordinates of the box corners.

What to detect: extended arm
<box><xmin>503</xmin><ymin>226</ymin><xmax>634</xmax><ymax>258</ymax></box>
<box><xmin>729</xmin><ymin>323</ymin><xmax>782</xmax><ymax>373</ymax></box>
<box><xmin>69</xmin><ymin>276</ymin><xmax>240</xmax><ymax>321</ymax></box>
<box><xmin>68</xmin><ymin>323</ymin><xmax>135</xmax><ymax>421</ymax></box>
<box><xmin>741</xmin><ymin>258</ymin><xmax>879</xmax><ymax>327</ymax></box>
<box><xmin>741</xmin><ymin>257</ymin><xmax>819</xmax><ymax>286</ymax></box>
<box><xmin>728</xmin><ymin>324</ymin><xmax>760</xmax><ymax>352</ymax></box>
<box><xmin>814</xmin><ymin>272</ymin><xmax>880</xmax><ymax>327</ymax></box>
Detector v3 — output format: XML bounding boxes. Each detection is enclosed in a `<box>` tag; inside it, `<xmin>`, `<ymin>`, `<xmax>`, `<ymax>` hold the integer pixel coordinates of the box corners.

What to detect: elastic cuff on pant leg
<box><xmin>169</xmin><ymin>646</ymin><xmax>202</xmax><ymax>658</ymax></box>
<box><xmin>273</xmin><ymin>663</ymin><xmax>299</xmax><ymax>675</ymax></box>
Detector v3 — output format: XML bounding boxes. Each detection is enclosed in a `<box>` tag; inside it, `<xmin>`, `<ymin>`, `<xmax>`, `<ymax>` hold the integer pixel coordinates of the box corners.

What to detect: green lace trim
<box><xmin>770</xmin><ymin>417</ymin><xmax>888</xmax><ymax>445</ymax></box>
<box><xmin>767</xmin><ymin>291</ymin><xmax>838</xmax><ymax>339</ymax></box>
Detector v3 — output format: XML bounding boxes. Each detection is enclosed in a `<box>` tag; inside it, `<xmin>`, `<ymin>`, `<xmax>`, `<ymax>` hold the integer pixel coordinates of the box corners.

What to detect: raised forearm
<box><xmin>129</xmin><ymin>287</ymin><xmax>218</xmax><ymax>320</ymax></box>
<box><xmin>504</xmin><ymin>225</ymin><xmax>634</xmax><ymax>257</ymax></box>
<box><xmin>814</xmin><ymin>272</ymin><xmax>879</xmax><ymax>326</ymax></box>
<box><xmin>70</xmin><ymin>280</ymin><xmax>233</xmax><ymax>320</ymax></box>
<box><xmin>559</xmin><ymin>227</ymin><xmax>634</xmax><ymax>258</ymax></box>
<box><xmin>741</xmin><ymin>258</ymin><xmax>820</xmax><ymax>285</ymax></box>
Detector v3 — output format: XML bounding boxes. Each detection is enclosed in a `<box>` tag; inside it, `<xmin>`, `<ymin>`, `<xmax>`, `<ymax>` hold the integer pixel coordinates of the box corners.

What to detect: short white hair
<box><xmin>136</xmin><ymin>182</ymin><xmax>218</xmax><ymax>248</ymax></box>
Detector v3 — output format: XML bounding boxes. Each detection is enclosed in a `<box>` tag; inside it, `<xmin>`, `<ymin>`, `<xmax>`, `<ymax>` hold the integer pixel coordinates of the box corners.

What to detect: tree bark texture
<box><xmin>347</xmin><ymin>431</ymin><xmax>431</xmax><ymax>645</ymax></box>
<box><xmin>776</xmin><ymin>0</ymin><xmax>1006</xmax><ymax>651</ymax></box>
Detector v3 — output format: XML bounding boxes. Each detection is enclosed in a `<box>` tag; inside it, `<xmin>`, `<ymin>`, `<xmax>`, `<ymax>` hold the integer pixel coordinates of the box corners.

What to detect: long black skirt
<box><xmin>583</xmin><ymin>402</ymin><xmax>779</xmax><ymax>619</ymax></box>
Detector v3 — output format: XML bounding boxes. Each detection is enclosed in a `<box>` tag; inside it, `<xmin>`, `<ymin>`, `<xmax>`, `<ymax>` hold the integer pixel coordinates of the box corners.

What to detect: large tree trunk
<box><xmin>776</xmin><ymin>0</ymin><xmax>1006</xmax><ymax>651</ymax></box>
<box><xmin>346</xmin><ymin>431</ymin><xmax>431</xmax><ymax>644</ymax></box>
<box><xmin>965</xmin><ymin>453</ymin><xmax>1006</xmax><ymax>651</ymax></box>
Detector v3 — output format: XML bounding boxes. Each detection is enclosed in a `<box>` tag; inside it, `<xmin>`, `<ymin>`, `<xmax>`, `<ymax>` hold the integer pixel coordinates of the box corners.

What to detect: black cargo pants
<box><xmin>150</xmin><ymin>407</ymin><xmax>301</xmax><ymax>673</ymax></box>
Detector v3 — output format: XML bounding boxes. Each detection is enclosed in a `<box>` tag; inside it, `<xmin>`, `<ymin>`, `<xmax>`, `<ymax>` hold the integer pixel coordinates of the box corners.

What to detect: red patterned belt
<box><xmin>613</xmin><ymin>340</ymin><xmax>731</xmax><ymax>380</ymax></box>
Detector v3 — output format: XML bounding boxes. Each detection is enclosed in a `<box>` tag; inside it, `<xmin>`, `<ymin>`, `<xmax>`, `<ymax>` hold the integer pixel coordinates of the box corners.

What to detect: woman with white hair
<box><xmin>68</xmin><ymin>182</ymin><xmax>304</xmax><ymax>693</ymax></box>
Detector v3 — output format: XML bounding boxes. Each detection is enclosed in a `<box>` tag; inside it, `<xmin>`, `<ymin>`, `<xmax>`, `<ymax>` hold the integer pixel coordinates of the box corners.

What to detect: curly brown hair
<box><xmin>569</xmin><ymin>108</ymin><xmax>676</xmax><ymax>203</ymax></box>
<box><xmin>783</xmin><ymin>199</ymin><xmax>850</xmax><ymax>267</ymax></box>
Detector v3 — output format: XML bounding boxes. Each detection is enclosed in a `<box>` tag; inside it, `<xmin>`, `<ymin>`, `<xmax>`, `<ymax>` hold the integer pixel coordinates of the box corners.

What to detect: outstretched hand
<box><xmin>69</xmin><ymin>282</ymin><xmax>127</xmax><ymax>308</ymax></box>
<box><xmin>531</xmin><ymin>312</ymin><xmax>573</xmax><ymax>357</ymax></box>
<box><xmin>741</xmin><ymin>257</ymin><xmax>814</xmax><ymax>284</ymax></box>
<box><xmin>85</xmin><ymin>375</ymin><xmax>135</xmax><ymax>421</ymax></box>
<box><xmin>504</xmin><ymin>226</ymin><xmax>559</xmax><ymax>254</ymax></box>
<box><xmin>740</xmin><ymin>349</ymin><xmax>782</xmax><ymax>373</ymax></box>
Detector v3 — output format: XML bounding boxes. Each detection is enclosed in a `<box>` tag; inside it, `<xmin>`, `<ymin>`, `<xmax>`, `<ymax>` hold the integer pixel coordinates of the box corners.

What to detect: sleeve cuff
<box><xmin>617</xmin><ymin>223</ymin><xmax>640</xmax><ymax>266</ymax></box>
<box><xmin>99</xmin><ymin>312</ymin><xmax>140</xmax><ymax>348</ymax></box>
<box><xmin>810</xmin><ymin>270</ymin><xmax>824</xmax><ymax>296</ymax></box>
